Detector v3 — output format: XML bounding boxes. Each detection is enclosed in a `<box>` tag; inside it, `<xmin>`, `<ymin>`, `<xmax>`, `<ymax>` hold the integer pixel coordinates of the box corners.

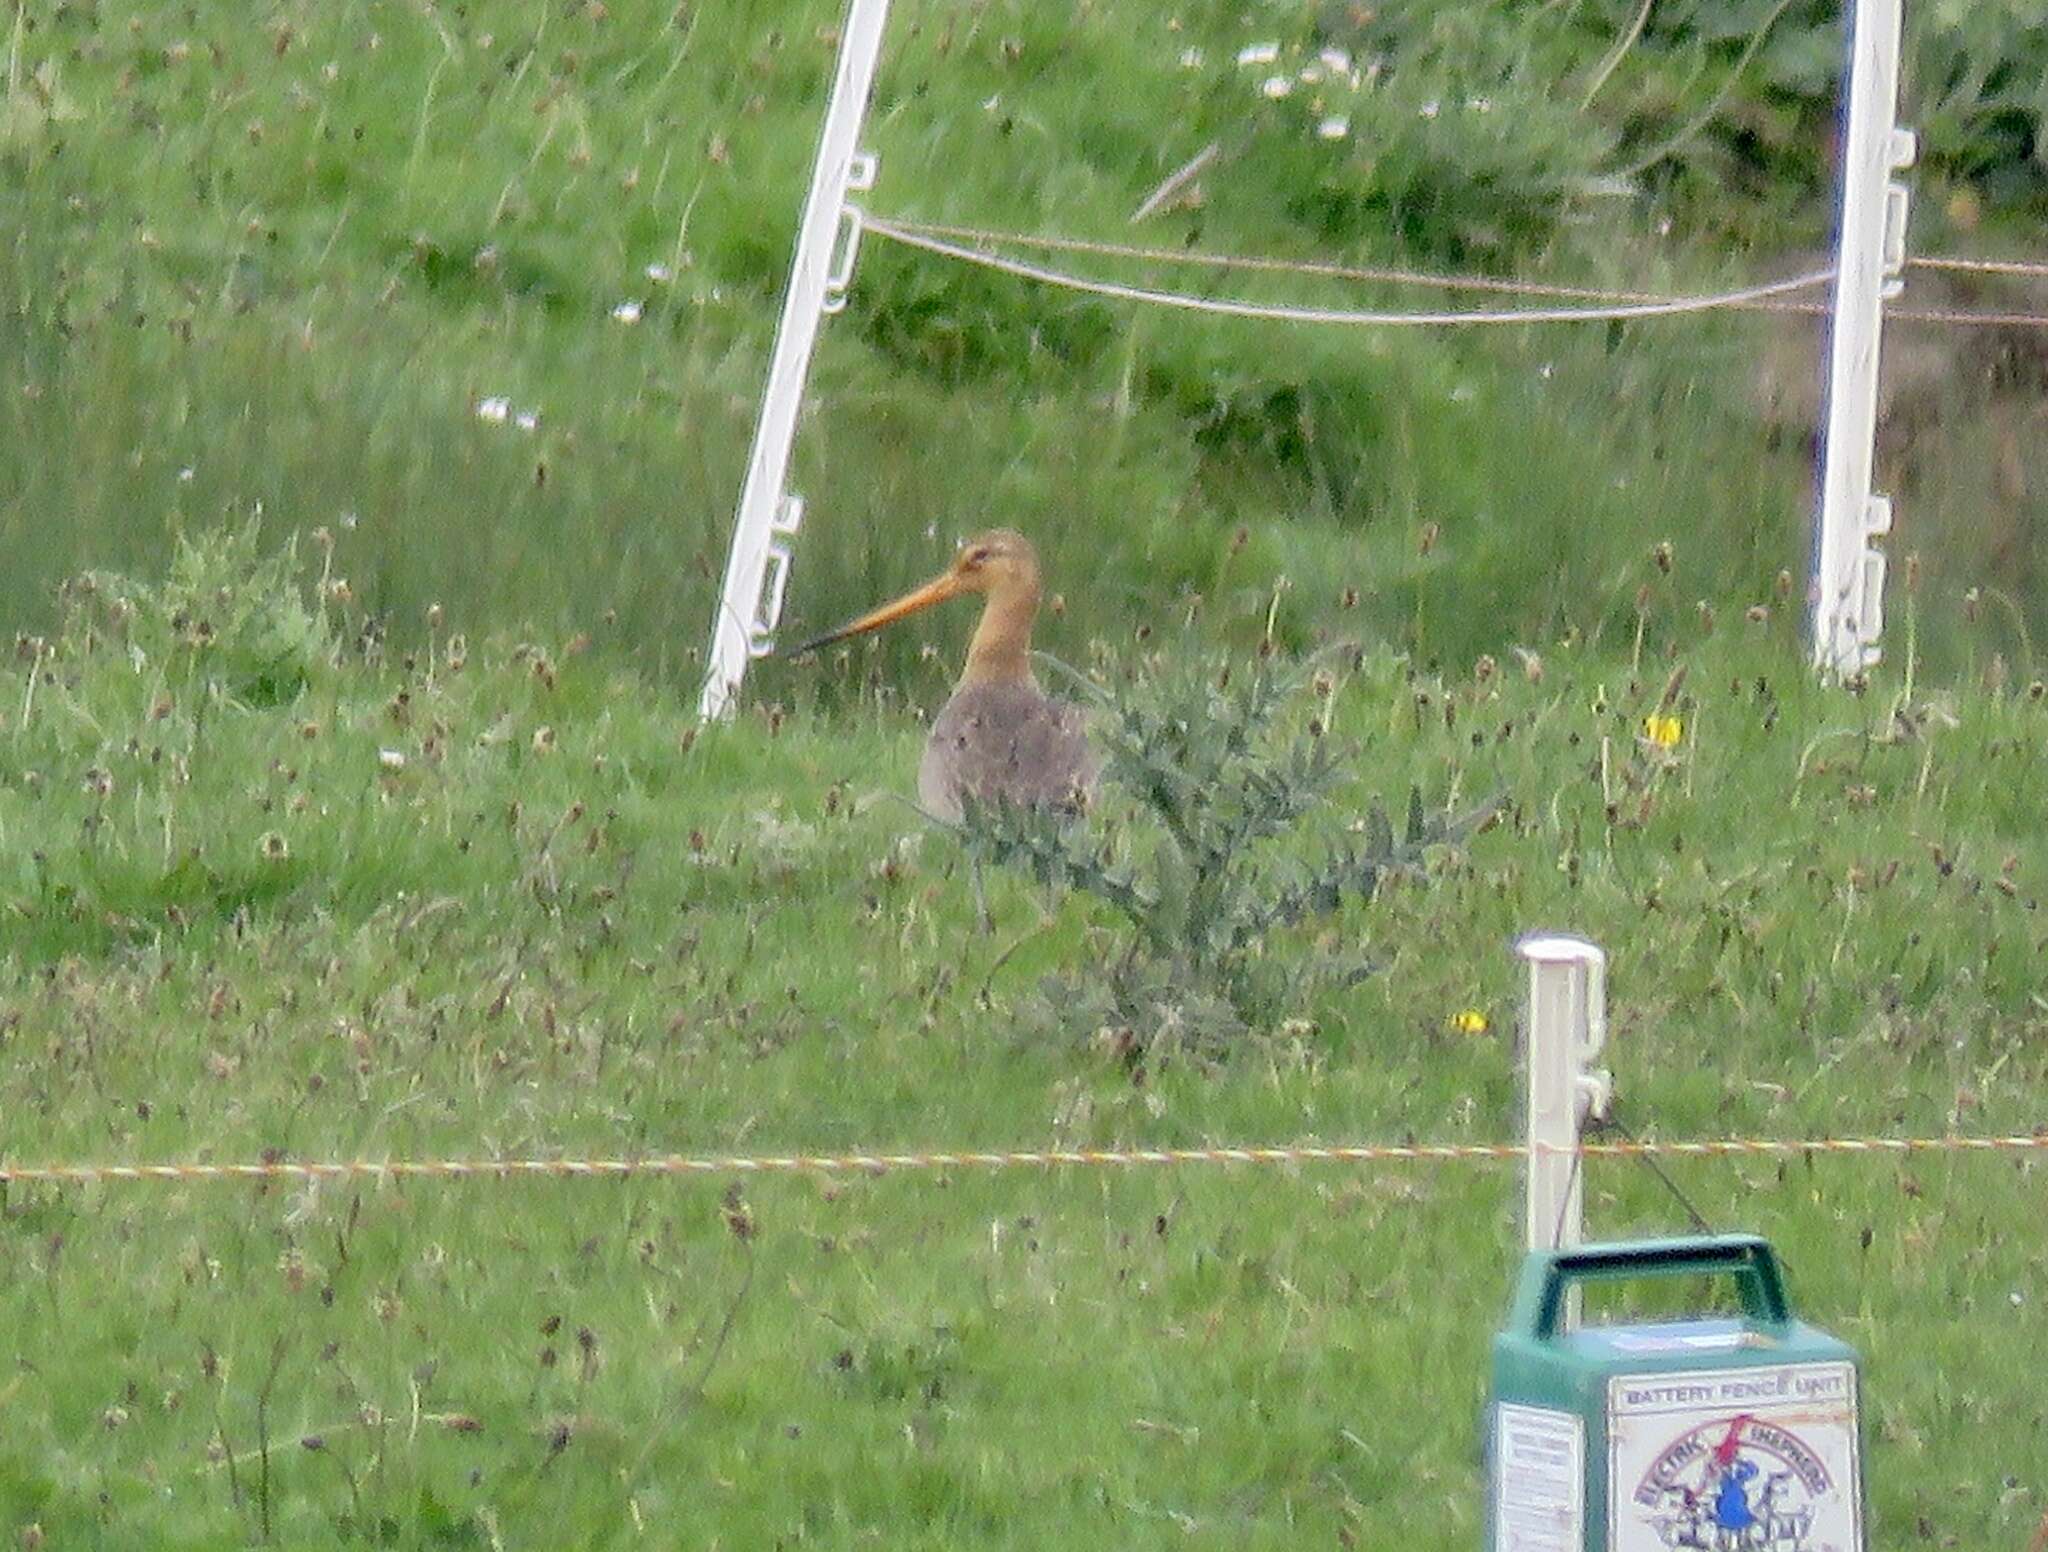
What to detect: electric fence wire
<box><xmin>864</xmin><ymin>215</ymin><xmax>2048</xmax><ymax>329</ymax></box>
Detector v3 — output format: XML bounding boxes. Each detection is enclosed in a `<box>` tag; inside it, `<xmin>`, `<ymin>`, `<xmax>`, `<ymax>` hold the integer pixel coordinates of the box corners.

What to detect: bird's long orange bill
<box><xmin>786</xmin><ymin>572</ymin><xmax>967</xmax><ymax>657</ymax></box>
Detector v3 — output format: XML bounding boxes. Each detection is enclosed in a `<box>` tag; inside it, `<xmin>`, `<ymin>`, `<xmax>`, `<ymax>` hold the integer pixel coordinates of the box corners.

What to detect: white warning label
<box><xmin>1608</xmin><ymin>1361</ymin><xmax>1862</xmax><ymax>1551</ymax></box>
<box><xmin>1494</xmin><ymin>1403</ymin><xmax>1584</xmax><ymax>1550</ymax></box>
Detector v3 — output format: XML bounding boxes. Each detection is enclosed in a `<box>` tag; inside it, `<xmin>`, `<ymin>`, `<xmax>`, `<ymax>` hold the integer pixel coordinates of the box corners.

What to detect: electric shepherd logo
<box><xmin>1632</xmin><ymin>1412</ymin><xmax>1830</xmax><ymax>1549</ymax></box>
<box><xmin>1608</xmin><ymin>1361</ymin><xmax>1860</xmax><ymax>1552</ymax></box>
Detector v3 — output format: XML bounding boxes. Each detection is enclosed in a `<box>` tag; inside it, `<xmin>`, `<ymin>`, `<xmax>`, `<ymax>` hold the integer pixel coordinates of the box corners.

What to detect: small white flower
<box><xmin>340</xmin><ymin>510</ymin><xmax>358</xmax><ymax>530</ymax></box>
<box><xmin>1299</xmin><ymin>64</ymin><xmax>1324</xmax><ymax>85</ymax></box>
<box><xmin>1419</xmin><ymin>98</ymin><xmax>1441</xmax><ymax>119</ymax></box>
<box><xmin>378</xmin><ymin>749</ymin><xmax>406</xmax><ymax>771</ymax></box>
<box><xmin>514</xmin><ymin>410</ymin><xmax>540</xmax><ymax>433</ymax></box>
<box><xmin>611</xmin><ymin>300</ymin><xmax>643</xmax><ymax>324</ymax></box>
<box><xmin>1450</xmin><ymin>385</ymin><xmax>1475</xmax><ymax>404</ymax></box>
<box><xmin>1178</xmin><ymin>46</ymin><xmax>1204</xmax><ymax>69</ymax></box>
<box><xmin>1468</xmin><ymin>95</ymin><xmax>1493</xmax><ymax>113</ymax></box>
<box><xmin>1318</xmin><ymin>46</ymin><xmax>1351</xmax><ymax>74</ymax></box>
<box><xmin>476</xmin><ymin>396</ymin><xmax>511</xmax><ymax>423</ymax></box>
<box><xmin>1539</xmin><ymin>362</ymin><xmax>1555</xmax><ymax>380</ymax></box>
<box><xmin>1261</xmin><ymin>74</ymin><xmax>1293</xmax><ymax>99</ymax></box>
<box><xmin>645</xmin><ymin>262</ymin><xmax>673</xmax><ymax>283</ymax></box>
<box><xmin>177</xmin><ymin>467</ymin><xmax>196</xmax><ymax>483</ymax></box>
<box><xmin>1236</xmin><ymin>41</ymin><xmax>1280</xmax><ymax>66</ymax></box>
<box><xmin>1316</xmin><ymin>115</ymin><xmax>1350</xmax><ymax>140</ymax></box>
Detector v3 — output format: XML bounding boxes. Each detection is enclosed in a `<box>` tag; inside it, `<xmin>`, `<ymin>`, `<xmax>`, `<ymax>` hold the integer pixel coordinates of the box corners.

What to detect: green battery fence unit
<box><xmin>1487</xmin><ymin>1235</ymin><xmax>1864</xmax><ymax>1552</ymax></box>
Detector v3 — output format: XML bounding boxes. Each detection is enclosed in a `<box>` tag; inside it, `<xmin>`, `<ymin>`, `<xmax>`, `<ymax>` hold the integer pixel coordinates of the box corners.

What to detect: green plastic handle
<box><xmin>1510</xmin><ymin>1234</ymin><xmax>1792</xmax><ymax>1341</ymax></box>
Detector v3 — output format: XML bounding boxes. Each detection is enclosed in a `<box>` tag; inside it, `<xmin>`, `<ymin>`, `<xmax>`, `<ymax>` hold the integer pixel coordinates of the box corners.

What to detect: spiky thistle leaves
<box><xmin>961</xmin><ymin>648</ymin><xmax>1497</xmax><ymax>1050</ymax></box>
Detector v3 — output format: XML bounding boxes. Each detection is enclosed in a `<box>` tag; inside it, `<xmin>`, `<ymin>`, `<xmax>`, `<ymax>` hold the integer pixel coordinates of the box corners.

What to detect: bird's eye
<box><xmin>965</xmin><ymin>547</ymin><xmax>991</xmax><ymax>566</ymax></box>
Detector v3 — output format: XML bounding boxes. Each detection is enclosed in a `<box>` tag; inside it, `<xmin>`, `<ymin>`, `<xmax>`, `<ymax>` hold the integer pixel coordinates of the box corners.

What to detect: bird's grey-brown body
<box><xmin>919</xmin><ymin>680</ymin><xmax>1099</xmax><ymax>823</ymax></box>
<box><xmin>788</xmin><ymin>528</ymin><xmax>1099</xmax><ymax>824</ymax></box>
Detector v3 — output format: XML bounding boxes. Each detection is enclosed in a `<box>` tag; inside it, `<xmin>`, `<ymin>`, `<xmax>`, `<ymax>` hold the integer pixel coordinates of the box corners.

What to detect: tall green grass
<box><xmin>1</xmin><ymin>532</ymin><xmax>2044</xmax><ymax>1545</ymax></box>
<box><xmin>4</xmin><ymin>0</ymin><xmax>2042</xmax><ymax>694</ymax></box>
<box><xmin>4</xmin><ymin>2</ymin><xmax>2048</xmax><ymax>1543</ymax></box>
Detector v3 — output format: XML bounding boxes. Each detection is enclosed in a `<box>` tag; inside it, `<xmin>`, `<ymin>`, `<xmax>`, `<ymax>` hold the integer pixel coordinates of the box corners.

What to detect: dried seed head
<box><xmin>1340</xmin><ymin>585</ymin><xmax>1359</xmax><ymax>609</ymax></box>
<box><xmin>1903</xmin><ymin>553</ymin><xmax>1921</xmax><ymax>593</ymax></box>
<box><xmin>531</xmin><ymin>726</ymin><xmax>557</xmax><ymax>755</ymax></box>
<box><xmin>1696</xmin><ymin>600</ymin><xmax>1715</xmax><ymax>633</ymax></box>
<box><xmin>722</xmin><ymin>1181</ymin><xmax>756</xmax><ymax>1242</ymax></box>
<box><xmin>259</xmin><ymin>831</ymin><xmax>289</xmax><ymax>862</ymax></box>
<box><xmin>1229</xmin><ymin>525</ymin><xmax>1250</xmax><ymax>555</ymax></box>
<box><xmin>426</xmin><ymin>602</ymin><xmax>444</xmax><ymax>630</ymax></box>
<box><xmin>1746</xmin><ymin>604</ymin><xmax>1770</xmax><ymax>624</ymax></box>
<box><xmin>1474</xmin><ymin>655</ymin><xmax>1495</xmax><ymax>684</ymax></box>
<box><xmin>1774</xmin><ymin>568</ymin><xmax>1793</xmax><ymax>599</ymax></box>
<box><xmin>1652</xmin><ymin>540</ymin><xmax>1673</xmax><ymax>574</ymax></box>
<box><xmin>1418</xmin><ymin>522</ymin><xmax>1439</xmax><ymax>556</ymax></box>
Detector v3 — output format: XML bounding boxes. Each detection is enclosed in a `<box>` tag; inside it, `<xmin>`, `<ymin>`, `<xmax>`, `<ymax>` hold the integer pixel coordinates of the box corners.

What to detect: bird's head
<box><xmin>785</xmin><ymin>528</ymin><xmax>1041</xmax><ymax>657</ymax></box>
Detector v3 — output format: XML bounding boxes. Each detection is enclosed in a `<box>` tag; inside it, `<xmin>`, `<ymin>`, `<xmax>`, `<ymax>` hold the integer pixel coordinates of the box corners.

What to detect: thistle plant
<box><xmin>959</xmin><ymin>645</ymin><xmax>1496</xmax><ymax>1050</ymax></box>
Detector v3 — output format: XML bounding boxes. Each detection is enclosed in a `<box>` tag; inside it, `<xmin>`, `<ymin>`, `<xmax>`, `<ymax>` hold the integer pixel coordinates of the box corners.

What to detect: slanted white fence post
<box><xmin>1517</xmin><ymin>934</ymin><xmax>1612</xmax><ymax>1324</ymax></box>
<box><xmin>699</xmin><ymin>0</ymin><xmax>893</xmax><ymax>721</ymax></box>
<box><xmin>1812</xmin><ymin>0</ymin><xmax>1913</xmax><ymax>677</ymax></box>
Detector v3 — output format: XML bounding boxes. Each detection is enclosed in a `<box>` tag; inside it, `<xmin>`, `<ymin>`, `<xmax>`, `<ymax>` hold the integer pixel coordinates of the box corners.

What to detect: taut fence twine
<box><xmin>862</xmin><ymin>215</ymin><xmax>2048</xmax><ymax>329</ymax></box>
<box><xmin>3</xmin><ymin>1132</ymin><xmax>2044</xmax><ymax>1187</ymax></box>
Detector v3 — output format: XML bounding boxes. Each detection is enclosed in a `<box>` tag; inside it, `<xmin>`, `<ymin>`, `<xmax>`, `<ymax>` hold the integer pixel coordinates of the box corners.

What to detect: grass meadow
<box><xmin>4</xmin><ymin>0</ymin><xmax>2048</xmax><ymax>1547</ymax></box>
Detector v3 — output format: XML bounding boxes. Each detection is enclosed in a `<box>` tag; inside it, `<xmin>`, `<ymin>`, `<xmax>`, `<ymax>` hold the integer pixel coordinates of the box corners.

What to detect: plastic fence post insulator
<box><xmin>1882</xmin><ymin>183</ymin><xmax>1911</xmax><ymax>282</ymax></box>
<box><xmin>822</xmin><ymin>206</ymin><xmax>867</xmax><ymax>316</ymax></box>
<box><xmin>1858</xmin><ymin>552</ymin><xmax>1888</xmax><ymax>660</ymax></box>
<box><xmin>746</xmin><ymin>495</ymin><xmax>806</xmax><ymax>658</ymax></box>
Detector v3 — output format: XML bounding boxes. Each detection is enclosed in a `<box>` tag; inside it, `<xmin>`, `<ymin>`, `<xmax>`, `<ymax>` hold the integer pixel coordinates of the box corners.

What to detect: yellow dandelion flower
<box><xmin>1643</xmin><ymin>713</ymin><xmax>1683</xmax><ymax>749</ymax></box>
<box><xmin>1448</xmin><ymin>1008</ymin><xmax>1489</xmax><ymax>1036</ymax></box>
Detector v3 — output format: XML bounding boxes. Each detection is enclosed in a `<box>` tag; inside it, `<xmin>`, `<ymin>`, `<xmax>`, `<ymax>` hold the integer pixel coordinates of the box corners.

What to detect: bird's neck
<box><xmin>961</xmin><ymin>585</ymin><xmax>1039</xmax><ymax>688</ymax></box>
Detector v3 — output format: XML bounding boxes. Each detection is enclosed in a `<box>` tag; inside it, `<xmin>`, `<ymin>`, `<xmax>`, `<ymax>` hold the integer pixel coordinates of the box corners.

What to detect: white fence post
<box><xmin>1811</xmin><ymin>0</ymin><xmax>1913</xmax><ymax>678</ymax></box>
<box><xmin>1517</xmin><ymin>933</ymin><xmax>1612</xmax><ymax>1303</ymax></box>
<box><xmin>699</xmin><ymin>0</ymin><xmax>893</xmax><ymax>721</ymax></box>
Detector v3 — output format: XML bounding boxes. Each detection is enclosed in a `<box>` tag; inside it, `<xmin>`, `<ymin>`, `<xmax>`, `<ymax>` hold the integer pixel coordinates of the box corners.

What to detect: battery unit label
<box><xmin>1608</xmin><ymin>1361</ymin><xmax>1861</xmax><ymax>1551</ymax></box>
<box><xmin>1494</xmin><ymin>1403</ymin><xmax>1584</xmax><ymax>1550</ymax></box>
